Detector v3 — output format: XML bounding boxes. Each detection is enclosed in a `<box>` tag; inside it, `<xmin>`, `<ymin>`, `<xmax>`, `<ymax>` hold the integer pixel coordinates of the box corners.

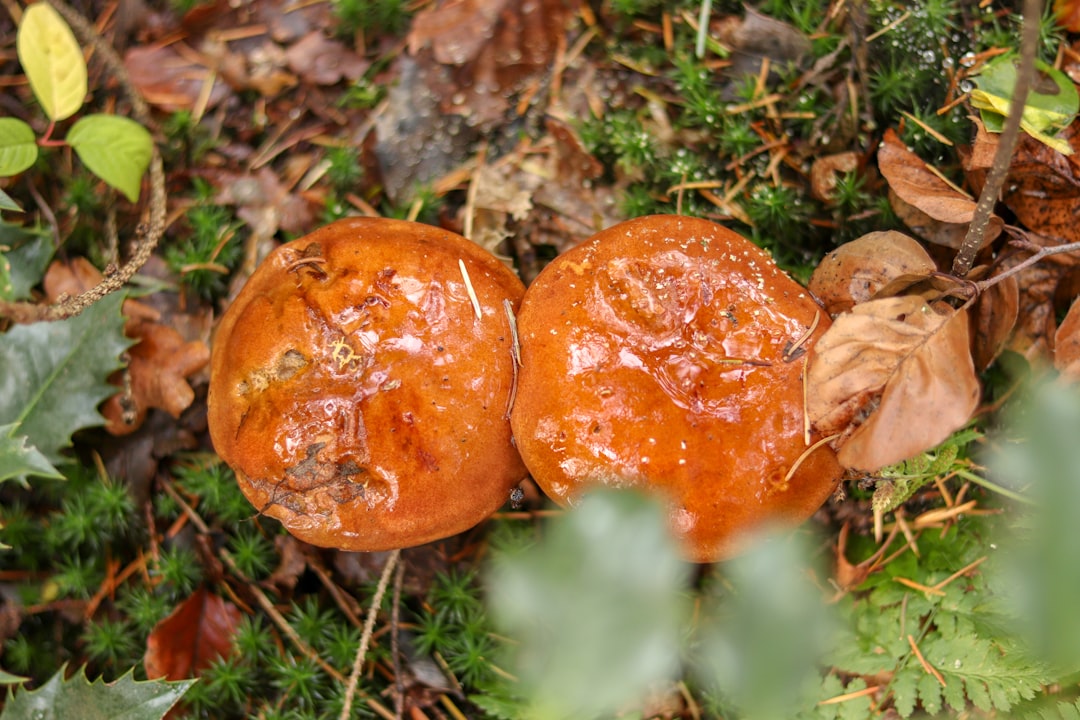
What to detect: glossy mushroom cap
<box><xmin>509</xmin><ymin>215</ymin><xmax>843</xmax><ymax>562</ymax></box>
<box><xmin>208</xmin><ymin>218</ymin><xmax>527</xmax><ymax>551</ymax></box>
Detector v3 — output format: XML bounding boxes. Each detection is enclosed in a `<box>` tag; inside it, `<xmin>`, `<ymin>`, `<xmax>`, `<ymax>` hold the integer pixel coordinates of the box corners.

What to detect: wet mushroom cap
<box><xmin>208</xmin><ymin>218</ymin><xmax>527</xmax><ymax>551</ymax></box>
<box><xmin>509</xmin><ymin>215</ymin><xmax>843</xmax><ymax>562</ymax></box>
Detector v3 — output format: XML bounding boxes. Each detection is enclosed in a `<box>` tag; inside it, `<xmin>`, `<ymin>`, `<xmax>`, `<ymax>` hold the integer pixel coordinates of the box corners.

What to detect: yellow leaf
<box><xmin>17</xmin><ymin>3</ymin><xmax>87</xmax><ymax>122</ymax></box>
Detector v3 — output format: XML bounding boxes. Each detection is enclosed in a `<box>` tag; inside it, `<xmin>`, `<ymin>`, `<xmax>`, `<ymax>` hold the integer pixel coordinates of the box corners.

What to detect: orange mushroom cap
<box><xmin>509</xmin><ymin>215</ymin><xmax>843</xmax><ymax>561</ymax></box>
<box><xmin>208</xmin><ymin>218</ymin><xmax>527</xmax><ymax>551</ymax></box>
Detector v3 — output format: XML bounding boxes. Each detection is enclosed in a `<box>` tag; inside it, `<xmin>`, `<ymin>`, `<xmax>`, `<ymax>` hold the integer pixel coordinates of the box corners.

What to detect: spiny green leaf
<box><xmin>0</xmin><ymin>118</ymin><xmax>38</xmax><ymax>177</ymax></box>
<box><xmin>0</xmin><ymin>423</ymin><xmax>62</xmax><ymax>484</ymax></box>
<box><xmin>0</xmin><ymin>292</ymin><xmax>130</xmax><ymax>464</ymax></box>
<box><xmin>15</xmin><ymin>3</ymin><xmax>87</xmax><ymax>122</ymax></box>
<box><xmin>487</xmin><ymin>490</ymin><xmax>689</xmax><ymax>720</ymax></box>
<box><xmin>66</xmin><ymin>115</ymin><xmax>152</xmax><ymax>202</ymax></box>
<box><xmin>0</xmin><ymin>664</ymin><xmax>193</xmax><ymax>720</ymax></box>
<box><xmin>0</xmin><ymin>189</ymin><xmax>21</xmax><ymax>213</ymax></box>
<box><xmin>0</xmin><ymin>221</ymin><xmax>54</xmax><ymax>301</ymax></box>
<box><xmin>0</xmin><ymin>669</ymin><xmax>28</xmax><ymax>686</ymax></box>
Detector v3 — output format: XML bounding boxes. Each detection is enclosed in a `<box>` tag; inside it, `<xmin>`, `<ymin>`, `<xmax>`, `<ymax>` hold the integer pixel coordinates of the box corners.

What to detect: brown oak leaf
<box><xmin>1002</xmin><ymin>120</ymin><xmax>1080</xmax><ymax>243</ymax></box>
<box><xmin>807</xmin><ymin>295</ymin><xmax>980</xmax><ymax>471</ymax></box>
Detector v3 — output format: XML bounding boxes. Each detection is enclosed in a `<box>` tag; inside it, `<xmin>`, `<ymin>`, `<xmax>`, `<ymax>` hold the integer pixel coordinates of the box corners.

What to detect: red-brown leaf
<box><xmin>1056</xmin><ymin>298</ymin><xmax>1080</xmax><ymax>380</ymax></box>
<box><xmin>1002</xmin><ymin>121</ymin><xmax>1080</xmax><ymax>243</ymax></box>
<box><xmin>807</xmin><ymin>296</ymin><xmax>980</xmax><ymax>471</ymax></box>
<box><xmin>144</xmin><ymin>586</ymin><xmax>242</xmax><ymax>680</ymax></box>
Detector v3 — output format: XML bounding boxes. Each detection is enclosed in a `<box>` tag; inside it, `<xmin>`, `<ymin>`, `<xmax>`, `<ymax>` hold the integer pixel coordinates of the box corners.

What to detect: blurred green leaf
<box><xmin>0</xmin><ymin>665</ymin><xmax>193</xmax><ymax>720</ymax></box>
<box><xmin>487</xmin><ymin>490</ymin><xmax>689</xmax><ymax>720</ymax></box>
<box><xmin>696</xmin><ymin>532</ymin><xmax>835</xmax><ymax>720</ymax></box>
<box><xmin>0</xmin><ymin>118</ymin><xmax>38</xmax><ymax>177</ymax></box>
<box><xmin>0</xmin><ymin>189</ymin><xmax>21</xmax><ymax>213</ymax></box>
<box><xmin>67</xmin><ymin>115</ymin><xmax>152</xmax><ymax>202</ymax></box>
<box><xmin>993</xmin><ymin>381</ymin><xmax>1080</xmax><ymax>672</ymax></box>
<box><xmin>0</xmin><ymin>293</ymin><xmax>130</xmax><ymax>464</ymax></box>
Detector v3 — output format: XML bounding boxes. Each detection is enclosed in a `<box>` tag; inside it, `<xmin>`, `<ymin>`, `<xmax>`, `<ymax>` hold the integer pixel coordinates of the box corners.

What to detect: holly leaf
<box><xmin>0</xmin><ymin>222</ymin><xmax>54</xmax><ymax>301</ymax></box>
<box><xmin>15</xmin><ymin>2</ymin><xmax>87</xmax><ymax>123</ymax></box>
<box><xmin>0</xmin><ymin>665</ymin><xmax>193</xmax><ymax>720</ymax></box>
<box><xmin>0</xmin><ymin>423</ymin><xmax>62</xmax><ymax>484</ymax></box>
<box><xmin>0</xmin><ymin>293</ymin><xmax>131</xmax><ymax>464</ymax></box>
<box><xmin>0</xmin><ymin>189</ymin><xmax>21</xmax><ymax>213</ymax></box>
<box><xmin>0</xmin><ymin>118</ymin><xmax>38</xmax><ymax>177</ymax></box>
<box><xmin>66</xmin><ymin>115</ymin><xmax>152</xmax><ymax>202</ymax></box>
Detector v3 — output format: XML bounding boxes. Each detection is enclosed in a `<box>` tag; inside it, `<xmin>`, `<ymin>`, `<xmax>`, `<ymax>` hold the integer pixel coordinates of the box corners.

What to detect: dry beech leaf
<box><xmin>1056</xmin><ymin>298</ymin><xmax>1080</xmax><ymax>380</ymax></box>
<box><xmin>969</xmin><ymin>267</ymin><xmax>1020</xmax><ymax>372</ymax></box>
<box><xmin>809</xmin><ymin>151</ymin><xmax>859</xmax><ymax>203</ymax></box>
<box><xmin>1000</xmin><ymin>234</ymin><xmax>1080</xmax><ymax>362</ymax></box>
<box><xmin>808</xmin><ymin>230</ymin><xmax>935</xmax><ymax>315</ymax></box>
<box><xmin>1003</xmin><ymin>119</ymin><xmax>1080</xmax><ymax>242</ymax></box>
<box><xmin>123</xmin><ymin>44</ymin><xmax>231</xmax><ymax>112</ymax></box>
<box><xmin>878</xmin><ymin>128</ymin><xmax>1002</xmax><ymax>249</ymax></box>
<box><xmin>144</xmin><ymin>586</ymin><xmax>241</xmax><ymax>680</ymax></box>
<box><xmin>808</xmin><ymin>295</ymin><xmax>980</xmax><ymax>472</ymax></box>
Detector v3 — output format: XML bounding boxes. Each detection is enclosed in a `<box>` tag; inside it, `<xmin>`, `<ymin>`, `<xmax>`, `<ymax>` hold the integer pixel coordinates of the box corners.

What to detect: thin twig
<box><xmin>340</xmin><ymin>549</ymin><xmax>401</xmax><ymax>720</ymax></box>
<box><xmin>952</xmin><ymin>0</ymin><xmax>1042</xmax><ymax>277</ymax></box>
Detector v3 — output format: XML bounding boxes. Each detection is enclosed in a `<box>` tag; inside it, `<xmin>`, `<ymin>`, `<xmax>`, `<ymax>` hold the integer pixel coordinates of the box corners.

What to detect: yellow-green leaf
<box><xmin>67</xmin><ymin>114</ymin><xmax>152</xmax><ymax>202</ymax></box>
<box><xmin>0</xmin><ymin>118</ymin><xmax>39</xmax><ymax>176</ymax></box>
<box><xmin>16</xmin><ymin>2</ymin><xmax>88</xmax><ymax>122</ymax></box>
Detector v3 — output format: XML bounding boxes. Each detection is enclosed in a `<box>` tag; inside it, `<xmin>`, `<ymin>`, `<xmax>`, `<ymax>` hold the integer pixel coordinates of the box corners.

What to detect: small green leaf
<box><xmin>0</xmin><ymin>664</ymin><xmax>193</xmax><ymax>720</ymax></box>
<box><xmin>0</xmin><ymin>292</ymin><xmax>131</xmax><ymax>464</ymax></box>
<box><xmin>67</xmin><ymin>115</ymin><xmax>152</xmax><ymax>202</ymax></box>
<box><xmin>972</xmin><ymin>55</ymin><xmax>1080</xmax><ymax>154</ymax></box>
<box><xmin>15</xmin><ymin>3</ymin><xmax>87</xmax><ymax>122</ymax></box>
<box><xmin>487</xmin><ymin>490</ymin><xmax>690</xmax><ymax>720</ymax></box>
<box><xmin>0</xmin><ymin>253</ymin><xmax>11</xmax><ymax>301</ymax></box>
<box><xmin>0</xmin><ymin>118</ymin><xmax>38</xmax><ymax>177</ymax></box>
<box><xmin>0</xmin><ymin>669</ymin><xmax>28</xmax><ymax>686</ymax></box>
<box><xmin>0</xmin><ymin>422</ymin><xmax>61</xmax><ymax>484</ymax></box>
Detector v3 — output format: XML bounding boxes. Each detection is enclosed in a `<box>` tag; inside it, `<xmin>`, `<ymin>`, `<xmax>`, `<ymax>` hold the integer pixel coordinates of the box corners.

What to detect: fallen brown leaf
<box><xmin>284</xmin><ymin>31</ymin><xmax>368</xmax><ymax>86</ymax></box>
<box><xmin>808</xmin><ymin>230</ymin><xmax>936</xmax><ymax>316</ymax></box>
<box><xmin>144</xmin><ymin>586</ymin><xmax>241</xmax><ymax>680</ymax></box>
<box><xmin>969</xmin><ymin>267</ymin><xmax>1020</xmax><ymax>372</ymax></box>
<box><xmin>1056</xmin><ymin>298</ymin><xmax>1080</xmax><ymax>380</ymax></box>
<box><xmin>810</xmin><ymin>151</ymin><xmax>860</xmax><ymax>203</ymax></box>
<box><xmin>1002</xmin><ymin>120</ymin><xmax>1080</xmax><ymax>243</ymax></box>
<box><xmin>878</xmin><ymin>128</ymin><xmax>1002</xmax><ymax>250</ymax></box>
<box><xmin>808</xmin><ymin>295</ymin><xmax>980</xmax><ymax>471</ymax></box>
<box><xmin>123</xmin><ymin>44</ymin><xmax>231</xmax><ymax>113</ymax></box>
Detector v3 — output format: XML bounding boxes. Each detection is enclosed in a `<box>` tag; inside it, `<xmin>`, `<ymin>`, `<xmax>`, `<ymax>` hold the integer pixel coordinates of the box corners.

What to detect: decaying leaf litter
<box><xmin>2</xmin><ymin>0</ymin><xmax>1080</xmax><ymax>717</ymax></box>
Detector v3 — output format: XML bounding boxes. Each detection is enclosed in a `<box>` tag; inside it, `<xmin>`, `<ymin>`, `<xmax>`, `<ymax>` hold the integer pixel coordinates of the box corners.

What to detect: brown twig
<box><xmin>0</xmin><ymin>0</ymin><xmax>165</xmax><ymax>323</ymax></box>
<box><xmin>951</xmin><ymin>0</ymin><xmax>1042</xmax><ymax>277</ymax></box>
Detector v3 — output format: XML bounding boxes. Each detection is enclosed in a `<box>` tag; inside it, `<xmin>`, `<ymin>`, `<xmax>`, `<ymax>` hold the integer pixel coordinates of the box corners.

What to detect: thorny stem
<box><xmin>0</xmin><ymin>0</ymin><xmax>165</xmax><ymax>323</ymax></box>
<box><xmin>340</xmin><ymin>549</ymin><xmax>401</xmax><ymax>720</ymax></box>
<box><xmin>952</xmin><ymin>0</ymin><xmax>1042</xmax><ymax>277</ymax></box>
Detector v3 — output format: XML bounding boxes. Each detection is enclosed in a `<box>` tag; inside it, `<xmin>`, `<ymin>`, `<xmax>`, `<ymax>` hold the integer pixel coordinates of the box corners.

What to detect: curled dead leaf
<box><xmin>807</xmin><ymin>296</ymin><xmax>980</xmax><ymax>472</ymax></box>
<box><xmin>878</xmin><ymin>128</ymin><xmax>1002</xmax><ymax>250</ymax></box>
<box><xmin>1056</xmin><ymin>298</ymin><xmax>1080</xmax><ymax>380</ymax></box>
<box><xmin>808</xmin><ymin>230</ymin><xmax>936</xmax><ymax>315</ymax></box>
<box><xmin>810</xmin><ymin>151</ymin><xmax>860</xmax><ymax>203</ymax></box>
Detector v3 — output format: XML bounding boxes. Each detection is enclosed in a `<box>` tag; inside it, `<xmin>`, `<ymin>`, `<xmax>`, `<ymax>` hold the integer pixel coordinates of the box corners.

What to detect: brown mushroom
<box><xmin>509</xmin><ymin>215</ymin><xmax>843</xmax><ymax>562</ymax></box>
<box><xmin>208</xmin><ymin>218</ymin><xmax>527</xmax><ymax>551</ymax></box>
